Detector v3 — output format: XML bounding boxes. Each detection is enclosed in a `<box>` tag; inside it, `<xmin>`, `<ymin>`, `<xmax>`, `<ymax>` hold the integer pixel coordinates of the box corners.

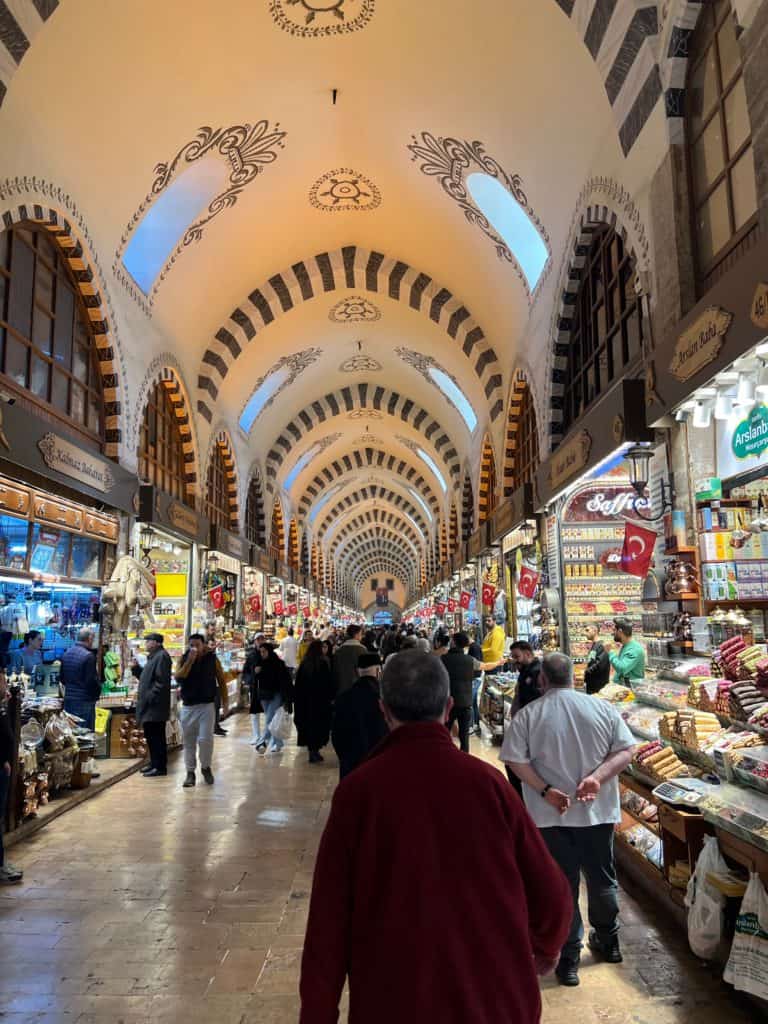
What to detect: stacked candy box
<box><xmin>633</xmin><ymin>740</ymin><xmax>691</xmax><ymax>781</ymax></box>
<box><xmin>729</xmin><ymin>681</ymin><xmax>768</xmax><ymax>722</ymax></box>
<box><xmin>730</xmin><ymin>746</ymin><xmax>768</xmax><ymax>794</ymax></box>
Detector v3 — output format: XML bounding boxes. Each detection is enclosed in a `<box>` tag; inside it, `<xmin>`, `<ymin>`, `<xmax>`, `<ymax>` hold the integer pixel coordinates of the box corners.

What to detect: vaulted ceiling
<box><xmin>0</xmin><ymin>0</ymin><xmax>663</xmax><ymax>605</ymax></box>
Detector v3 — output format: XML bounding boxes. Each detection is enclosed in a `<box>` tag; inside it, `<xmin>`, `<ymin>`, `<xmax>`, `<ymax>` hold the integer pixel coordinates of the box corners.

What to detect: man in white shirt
<box><xmin>501</xmin><ymin>652</ymin><xmax>635</xmax><ymax>988</ymax></box>
<box><xmin>279</xmin><ymin>627</ymin><xmax>299</xmax><ymax>678</ymax></box>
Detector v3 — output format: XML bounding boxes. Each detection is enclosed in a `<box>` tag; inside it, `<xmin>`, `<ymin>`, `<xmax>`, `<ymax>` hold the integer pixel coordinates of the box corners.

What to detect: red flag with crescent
<box><xmin>301</xmin><ymin>605</ymin><xmax>311</xmax><ymax>618</ymax></box>
<box><xmin>447</xmin><ymin>598</ymin><xmax>456</xmax><ymax>613</ymax></box>
<box><xmin>620</xmin><ymin>521</ymin><xmax>657</xmax><ymax>578</ymax></box>
<box><xmin>209</xmin><ymin>585</ymin><xmax>225</xmax><ymax>611</ymax></box>
<box><xmin>517</xmin><ymin>566</ymin><xmax>540</xmax><ymax>600</ymax></box>
<box><xmin>288</xmin><ymin>602</ymin><xmax>298</xmax><ymax>616</ymax></box>
<box><xmin>459</xmin><ymin>591</ymin><xmax>471</xmax><ymax>610</ymax></box>
<box><xmin>435</xmin><ymin>602</ymin><xmax>446</xmax><ymax>617</ymax></box>
<box><xmin>481</xmin><ymin>583</ymin><xmax>495</xmax><ymax>607</ymax></box>
<box><xmin>273</xmin><ymin>599</ymin><xmax>284</xmax><ymax>616</ymax></box>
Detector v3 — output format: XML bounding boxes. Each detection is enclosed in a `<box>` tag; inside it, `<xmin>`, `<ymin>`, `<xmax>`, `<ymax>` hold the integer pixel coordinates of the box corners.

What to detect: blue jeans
<box><xmin>63</xmin><ymin>698</ymin><xmax>95</xmax><ymax>731</ymax></box>
<box><xmin>541</xmin><ymin>823</ymin><xmax>620</xmax><ymax>964</ymax></box>
<box><xmin>254</xmin><ymin>695</ymin><xmax>284</xmax><ymax>750</ymax></box>
<box><xmin>471</xmin><ymin>678</ymin><xmax>482</xmax><ymax>727</ymax></box>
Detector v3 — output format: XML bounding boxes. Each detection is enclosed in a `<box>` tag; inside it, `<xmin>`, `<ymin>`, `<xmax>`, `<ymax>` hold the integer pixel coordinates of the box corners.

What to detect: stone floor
<box><xmin>0</xmin><ymin>714</ymin><xmax>756</xmax><ymax>1023</ymax></box>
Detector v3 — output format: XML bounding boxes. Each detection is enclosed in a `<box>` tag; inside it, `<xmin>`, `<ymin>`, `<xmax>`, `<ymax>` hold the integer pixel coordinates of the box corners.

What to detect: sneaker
<box><xmin>201</xmin><ymin>767</ymin><xmax>214</xmax><ymax>785</ymax></box>
<box><xmin>255</xmin><ymin>743</ymin><xmax>267</xmax><ymax>753</ymax></box>
<box><xmin>588</xmin><ymin>930</ymin><xmax>623</xmax><ymax>963</ymax></box>
<box><xmin>182</xmin><ymin>771</ymin><xmax>196</xmax><ymax>788</ymax></box>
<box><xmin>0</xmin><ymin>866</ymin><xmax>22</xmax><ymax>885</ymax></box>
<box><xmin>214</xmin><ymin>727</ymin><xmax>228</xmax><ymax>736</ymax></box>
<box><xmin>140</xmin><ymin>765</ymin><xmax>154</xmax><ymax>775</ymax></box>
<box><xmin>555</xmin><ymin>959</ymin><xmax>580</xmax><ymax>987</ymax></box>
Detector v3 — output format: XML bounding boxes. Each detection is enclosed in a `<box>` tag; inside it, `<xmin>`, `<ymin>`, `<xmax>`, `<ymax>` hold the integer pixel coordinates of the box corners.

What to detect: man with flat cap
<box><xmin>331</xmin><ymin>652</ymin><xmax>388</xmax><ymax>779</ymax></box>
<box><xmin>132</xmin><ymin>633</ymin><xmax>172</xmax><ymax>777</ymax></box>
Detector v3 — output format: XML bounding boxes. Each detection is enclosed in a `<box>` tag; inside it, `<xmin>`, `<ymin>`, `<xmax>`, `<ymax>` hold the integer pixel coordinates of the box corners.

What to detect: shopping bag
<box><xmin>724</xmin><ymin>873</ymin><xmax>768</xmax><ymax>999</ymax></box>
<box><xmin>270</xmin><ymin>706</ymin><xmax>293</xmax><ymax>742</ymax></box>
<box><xmin>685</xmin><ymin>835</ymin><xmax>728</xmax><ymax>960</ymax></box>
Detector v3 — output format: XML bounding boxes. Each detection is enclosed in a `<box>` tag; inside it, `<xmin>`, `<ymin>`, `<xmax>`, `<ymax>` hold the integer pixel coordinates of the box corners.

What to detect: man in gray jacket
<box><xmin>332</xmin><ymin>625</ymin><xmax>368</xmax><ymax>696</ymax></box>
<box><xmin>132</xmin><ymin>633</ymin><xmax>172</xmax><ymax>778</ymax></box>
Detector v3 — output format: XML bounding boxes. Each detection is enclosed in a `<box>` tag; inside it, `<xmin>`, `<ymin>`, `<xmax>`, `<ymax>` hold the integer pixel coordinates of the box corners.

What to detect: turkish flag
<box><xmin>620</xmin><ymin>521</ymin><xmax>657</xmax><ymax>578</ymax></box>
<box><xmin>301</xmin><ymin>606</ymin><xmax>311</xmax><ymax>618</ymax></box>
<box><xmin>435</xmin><ymin>602</ymin><xmax>446</xmax><ymax>617</ymax></box>
<box><xmin>312</xmin><ymin>607</ymin><xmax>320</xmax><ymax>618</ymax></box>
<box><xmin>517</xmin><ymin>566</ymin><xmax>540</xmax><ymax>600</ymax></box>
<box><xmin>273</xmin><ymin>599</ymin><xmax>284</xmax><ymax>616</ymax></box>
<box><xmin>447</xmin><ymin>598</ymin><xmax>456</xmax><ymax>613</ymax></box>
<box><xmin>209</xmin><ymin>585</ymin><xmax>225</xmax><ymax>611</ymax></box>
<box><xmin>481</xmin><ymin>583</ymin><xmax>495</xmax><ymax>607</ymax></box>
<box><xmin>288</xmin><ymin>603</ymin><xmax>298</xmax><ymax>616</ymax></box>
<box><xmin>249</xmin><ymin>594</ymin><xmax>261</xmax><ymax>614</ymax></box>
<box><xmin>459</xmin><ymin>591</ymin><xmax>471</xmax><ymax>610</ymax></box>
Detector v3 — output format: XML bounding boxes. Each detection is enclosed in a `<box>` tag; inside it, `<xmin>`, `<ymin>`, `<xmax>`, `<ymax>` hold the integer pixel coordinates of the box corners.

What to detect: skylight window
<box><xmin>239</xmin><ymin>367</ymin><xmax>290</xmax><ymax>434</ymax></box>
<box><xmin>466</xmin><ymin>173</ymin><xmax>549</xmax><ymax>291</ymax></box>
<box><xmin>427</xmin><ymin>368</ymin><xmax>477</xmax><ymax>432</ymax></box>
<box><xmin>285</xmin><ymin>443</ymin><xmax>322</xmax><ymax>492</ymax></box>
<box><xmin>416</xmin><ymin>448</ymin><xmax>447</xmax><ymax>493</ymax></box>
<box><xmin>122</xmin><ymin>158</ymin><xmax>228</xmax><ymax>294</ymax></box>
<box><xmin>405</xmin><ymin>487</ymin><xmax>433</xmax><ymax>522</ymax></box>
<box><xmin>309</xmin><ymin>483</ymin><xmax>345</xmax><ymax>524</ymax></box>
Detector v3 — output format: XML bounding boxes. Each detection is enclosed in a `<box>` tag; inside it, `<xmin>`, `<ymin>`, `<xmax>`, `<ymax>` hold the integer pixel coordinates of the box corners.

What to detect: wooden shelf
<box><xmin>622</xmin><ymin>806</ymin><xmax>660</xmax><ymax>835</ymax></box>
<box><xmin>664</xmin><ymin>545</ymin><xmax>699</xmax><ymax>555</ymax></box>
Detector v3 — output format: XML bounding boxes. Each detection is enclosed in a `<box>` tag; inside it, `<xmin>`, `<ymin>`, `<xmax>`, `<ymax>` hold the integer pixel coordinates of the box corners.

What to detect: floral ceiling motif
<box><xmin>347</xmin><ymin>409</ymin><xmax>383</xmax><ymax>420</ymax></box>
<box><xmin>309</xmin><ymin>169</ymin><xmax>381</xmax><ymax>213</ymax></box>
<box><xmin>329</xmin><ymin>295</ymin><xmax>382</xmax><ymax>323</ymax></box>
<box><xmin>339</xmin><ymin>353</ymin><xmax>382</xmax><ymax>373</ymax></box>
<box><xmin>268</xmin><ymin>0</ymin><xmax>375</xmax><ymax>38</ymax></box>
<box><xmin>407</xmin><ymin>131</ymin><xmax>550</xmax><ymax>297</ymax></box>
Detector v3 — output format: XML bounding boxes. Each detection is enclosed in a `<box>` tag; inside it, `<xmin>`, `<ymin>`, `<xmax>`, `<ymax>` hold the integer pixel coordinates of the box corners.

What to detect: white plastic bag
<box><xmin>724</xmin><ymin>873</ymin><xmax>768</xmax><ymax>999</ymax></box>
<box><xmin>685</xmin><ymin>835</ymin><xmax>728</xmax><ymax>959</ymax></box>
<box><xmin>270</xmin><ymin>706</ymin><xmax>293</xmax><ymax>742</ymax></box>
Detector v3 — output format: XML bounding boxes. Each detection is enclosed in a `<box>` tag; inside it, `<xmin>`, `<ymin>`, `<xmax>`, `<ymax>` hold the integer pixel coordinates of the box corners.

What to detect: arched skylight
<box><xmin>467</xmin><ymin>173</ymin><xmax>549</xmax><ymax>291</ymax></box>
<box><xmin>122</xmin><ymin>158</ymin><xmax>228</xmax><ymax>294</ymax></box>
<box><xmin>427</xmin><ymin>367</ymin><xmax>477</xmax><ymax>432</ymax></box>
<box><xmin>309</xmin><ymin>482</ymin><xmax>346</xmax><ymax>524</ymax></box>
<box><xmin>239</xmin><ymin>367</ymin><xmax>291</xmax><ymax>433</ymax></box>
<box><xmin>416</xmin><ymin>447</ymin><xmax>447</xmax><ymax>493</ymax></box>
<box><xmin>284</xmin><ymin>442</ymin><xmax>322</xmax><ymax>492</ymax></box>
<box><xmin>405</xmin><ymin>487</ymin><xmax>434</xmax><ymax>522</ymax></box>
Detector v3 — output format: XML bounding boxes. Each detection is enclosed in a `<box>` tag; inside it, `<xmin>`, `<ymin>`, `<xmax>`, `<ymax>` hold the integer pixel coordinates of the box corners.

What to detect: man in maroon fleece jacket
<box><xmin>299</xmin><ymin>649</ymin><xmax>571</xmax><ymax>1024</ymax></box>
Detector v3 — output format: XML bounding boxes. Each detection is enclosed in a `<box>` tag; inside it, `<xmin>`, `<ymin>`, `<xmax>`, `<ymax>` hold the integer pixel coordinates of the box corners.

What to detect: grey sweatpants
<box><xmin>181</xmin><ymin>703</ymin><xmax>215</xmax><ymax>772</ymax></box>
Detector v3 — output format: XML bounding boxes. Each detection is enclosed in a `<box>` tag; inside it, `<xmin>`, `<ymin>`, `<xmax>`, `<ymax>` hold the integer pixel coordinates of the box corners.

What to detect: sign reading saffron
<box><xmin>732</xmin><ymin>404</ymin><xmax>768</xmax><ymax>461</ymax></box>
<box><xmin>670</xmin><ymin>306</ymin><xmax>733</xmax><ymax>383</ymax></box>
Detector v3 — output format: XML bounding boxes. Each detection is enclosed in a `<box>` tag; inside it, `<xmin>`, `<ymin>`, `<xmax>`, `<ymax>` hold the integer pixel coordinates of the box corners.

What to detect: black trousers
<box><xmin>447</xmin><ymin>705</ymin><xmax>473</xmax><ymax>753</ymax></box>
<box><xmin>143</xmin><ymin>721</ymin><xmax>168</xmax><ymax>772</ymax></box>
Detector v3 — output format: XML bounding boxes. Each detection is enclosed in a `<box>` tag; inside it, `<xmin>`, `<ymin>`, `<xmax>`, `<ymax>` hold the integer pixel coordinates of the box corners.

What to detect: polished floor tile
<box><xmin>0</xmin><ymin>714</ymin><xmax>755</xmax><ymax>1022</ymax></box>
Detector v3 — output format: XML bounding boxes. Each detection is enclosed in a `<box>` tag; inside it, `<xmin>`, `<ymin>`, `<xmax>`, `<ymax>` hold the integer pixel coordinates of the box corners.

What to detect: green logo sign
<box><xmin>732</xmin><ymin>403</ymin><xmax>768</xmax><ymax>461</ymax></box>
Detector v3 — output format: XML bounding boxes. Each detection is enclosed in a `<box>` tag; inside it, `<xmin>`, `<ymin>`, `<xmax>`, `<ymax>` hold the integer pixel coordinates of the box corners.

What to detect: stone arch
<box><xmin>297</xmin><ymin>448</ymin><xmax>441</xmax><ymax>518</ymax></box>
<box><xmin>439</xmin><ymin>518</ymin><xmax>448</xmax><ymax>564</ymax></box>
<box><xmin>270</xmin><ymin>497</ymin><xmax>285</xmax><ymax>560</ymax></box>
<box><xmin>659</xmin><ymin>0</ymin><xmax>711</xmax><ymax>144</ymax></box>
<box><xmin>315</xmin><ymin>486</ymin><xmax>430</xmax><ymax>540</ymax></box>
<box><xmin>328</xmin><ymin>513</ymin><xmax>423</xmax><ymax>554</ymax></box>
<box><xmin>337</xmin><ymin>535</ymin><xmax>418</xmax><ymax>571</ymax></box>
<box><xmin>547</xmin><ymin>189</ymin><xmax>650</xmax><ymax>451</ymax></box>
<box><xmin>132</xmin><ymin>356</ymin><xmax>200</xmax><ymax>499</ymax></box>
<box><xmin>265</xmin><ymin>384</ymin><xmax>461</xmax><ymax>490</ymax></box>
<box><xmin>288</xmin><ymin>519</ymin><xmax>300</xmax><ymax>570</ymax></box>
<box><xmin>333</xmin><ymin>528</ymin><xmax>421</xmax><ymax>569</ymax></box>
<box><xmin>198</xmin><ymin>245</ymin><xmax>503</xmax><ymax>423</ymax></box>
<box><xmin>503</xmin><ymin>367</ymin><xmax>541</xmax><ymax>498</ymax></box>
<box><xmin>478</xmin><ymin>436</ymin><xmax>497</xmax><ymax>524</ymax></box>
<box><xmin>461</xmin><ymin>472</ymin><xmax>474</xmax><ymax>541</ymax></box>
<box><xmin>0</xmin><ymin>3</ymin><xmax>60</xmax><ymax>112</ymax></box>
<box><xmin>0</xmin><ymin>195</ymin><xmax>125</xmax><ymax>457</ymax></box>
<box><xmin>244</xmin><ymin>463</ymin><xmax>267</xmax><ymax>548</ymax></box>
<box><xmin>204</xmin><ymin>427</ymin><xmax>239</xmax><ymax>531</ymax></box>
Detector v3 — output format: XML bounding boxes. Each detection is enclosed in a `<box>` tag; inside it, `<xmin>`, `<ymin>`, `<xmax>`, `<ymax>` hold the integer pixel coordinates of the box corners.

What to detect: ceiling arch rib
<box><xmin>314</xmin><ymin>485</ymin><xmax>432</xmax><ymax>541</ymax></box>
<box><xmin>338</xmin><ymin>542</ymin><xmax>417</xmax><ymax>579</ymax></box>
<box><xmin>197</xmin><ymin>245</ymin><xmax>503</xmax><ymax>424</ymax></box>
<box><xmin>296</xmin><ymin>448</ymin><xmax>441</xmax><ymax>518</ymax></box>
<box><xmin>265</xmin><ymin>384</ymin><xmax>462</xmax><ymax>491</ymax></box>
<box><xmin>342</xmin><ymin>549</ymin><xmax>416</xmax><ymax>584</ymax></box>
<box><xmin>333</xmin><ymin>529</ymin><xmax>421</xmax><ymax>570</ymax></box>
<box><xmin>326</xmin><ymin>512</ymin><xmax>424</xmax><ymax>555</ymax></box>
<box><xmin>350</xmin><ymin>562</ymin><xmax>412</xmax><ymax>591</ymax></box>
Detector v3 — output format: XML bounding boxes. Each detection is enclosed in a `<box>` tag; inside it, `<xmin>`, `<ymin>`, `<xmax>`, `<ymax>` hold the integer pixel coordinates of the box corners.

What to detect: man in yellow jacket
<box><xmin>481</xmin><ymin>616</ymin><xmax>506</xmax><ymax>665</ymax></box>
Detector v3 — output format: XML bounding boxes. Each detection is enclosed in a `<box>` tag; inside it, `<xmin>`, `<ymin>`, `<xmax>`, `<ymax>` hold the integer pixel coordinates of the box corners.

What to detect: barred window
<box><xmin>205</xmin><ymin>444</ymin><xmax>232</xmax><ymax>529</ymax></box>
<box><xmin>138</xmin><ymin>381</ymin><xmax>190</xmax><ymax>504</ymax></box>
<box><xmin>245</xmin><ymin>477</ymin><xmax>265</xmax><ymax>547</ymax></box>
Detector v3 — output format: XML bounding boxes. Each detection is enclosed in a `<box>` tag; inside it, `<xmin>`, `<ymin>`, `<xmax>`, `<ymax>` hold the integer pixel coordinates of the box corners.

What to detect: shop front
<box><xmin>489</xmin><ymin>484</ymin><xmax>538</xmax><ymax>644</ymax></box>
<box><xmin>245</xmin><ymin>548</ymin><xmax>270</xmax><ymax>633</ymax></box>
<box><xmin>0</xmin><ymin>398</ymin><xmax>138</xmax><ymax>835</ymax></box>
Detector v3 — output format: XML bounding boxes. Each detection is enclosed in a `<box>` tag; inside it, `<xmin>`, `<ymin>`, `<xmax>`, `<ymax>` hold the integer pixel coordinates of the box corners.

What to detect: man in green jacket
<box><xmin>604</xmin><ymin>618</ymin><xmax>646</xmax><ymax>685</ymax></box>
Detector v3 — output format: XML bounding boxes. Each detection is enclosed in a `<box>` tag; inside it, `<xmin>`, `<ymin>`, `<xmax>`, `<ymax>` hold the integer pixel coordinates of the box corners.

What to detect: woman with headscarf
<box><xmin>251</xmin><ymin>642</ymin><xmax>293</xmax><ymax>755</ymax></box>
<box><xmin>294</xmin><ymin>640</ymin><xmax>335</xmax><ymax>764</ymax></box>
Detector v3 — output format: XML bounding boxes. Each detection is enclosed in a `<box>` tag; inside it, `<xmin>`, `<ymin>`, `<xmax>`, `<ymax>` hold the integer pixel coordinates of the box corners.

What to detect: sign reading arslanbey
<box><xmin>732</xmin><ymin>404</ymin><xmax>768</xmax><ymax>461</ymax></box>
<box><xmin>37</xmin><ymin>433</ymin><xmax>115</xmax><ymax>493</ymax></box>
<box><xmin>670</xmin><ymin>306</ymin><xmax>733</xmax><ymax>382</ymax></box>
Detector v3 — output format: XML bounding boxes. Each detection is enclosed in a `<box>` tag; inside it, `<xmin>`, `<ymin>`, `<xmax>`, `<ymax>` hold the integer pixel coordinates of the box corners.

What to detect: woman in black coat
<box><xmin>293</xmin><ymin>640</ymin><xmax>334</xmax><ymax>764</ymax></box>
<box><xmin>251</xmin><ymin>643</ymin><xmax>293</xmax><ymax>754</ymax></box>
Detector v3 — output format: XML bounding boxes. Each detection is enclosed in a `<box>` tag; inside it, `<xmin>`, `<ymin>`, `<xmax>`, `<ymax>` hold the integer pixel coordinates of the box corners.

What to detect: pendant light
<box><xmin>714</xmin><ymin>391</ymin><xmax>734</xmax><ymax>420</ymax></box>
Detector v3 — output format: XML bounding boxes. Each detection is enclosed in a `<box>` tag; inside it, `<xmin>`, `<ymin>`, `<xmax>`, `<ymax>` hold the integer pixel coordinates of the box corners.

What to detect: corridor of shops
<box><xmin>0</xmin><ymin>716</ymin><xmax>755</xmax><ymax>1024</ymax></box>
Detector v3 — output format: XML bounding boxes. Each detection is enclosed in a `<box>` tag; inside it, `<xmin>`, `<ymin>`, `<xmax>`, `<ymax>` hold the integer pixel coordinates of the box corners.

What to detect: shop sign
<box><xmin>669</xmin><ymin>306</ymin><xmax>733</xmax><ymax>383</ymax></box>
<box><xmin>731</xmin><ymin>403</ymin><xmax>768</xmax><ymax>461</ymax></box>
<box><xmin>0</xmin><ymin>478</ymin><xmax>31</xmax><ymax>517</ymax></box>
<box><xmin>37</xmin><ymin>432</ymin><xmax>116</xmax><ymax>493</ymax></box>
<box><xmin>253</xmin><ymin>548</ymin><xmax>273</xmax><ymax>574</ymax></box>
<box><xmin>563</xmin><ymin>484</ymin><xmax>648</xmax><ymax>523</ymax></box>
<box><xmin>83</xmin><ymin>511</ymin><xmax>120</xmax><ymax>544</ymax></box>
<box><xmin>549</xmin><ymin>430</ymin><xmax>592</xmax><ymax>493</ymax></box>
<box><xmin>468</xmin><ymin>522</ymin><xmax>489</xmax><ymax>559</ymax></box>
<box><xmin>33</xmin><ymin>495</ymin><xmax>84</xmax><ymax>531</ymax></box>
<box><xmin>752</xmin><ymin>283</ymin><xmax>768</xmax><ymax>329</ymax></box>
<box><xmin>168</xmin><ymin>501</ymin><xmax>200</xmax><ymax>540</ymax></box>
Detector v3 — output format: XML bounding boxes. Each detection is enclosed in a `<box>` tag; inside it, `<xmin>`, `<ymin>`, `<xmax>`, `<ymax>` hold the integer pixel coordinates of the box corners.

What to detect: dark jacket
<box><xmin>513</xmin><ymin>658</ymin><xmax>542</xmax><ymax>714</ymax></box>
<box><xmin>244</xmin><ymin>648</ymin><xmax>265</xmax><ymax>713</ymax></box>
<box><xmin>583</xmin><ymin>641</ymin><xmax>611</xmax><ymax>694</ymax></box>
<box><xmin>0</xmin><ymin>703</ymin><xmax>14</xmax><ymax>765</ymax></box>
<box><xmin>175</xmin><ymin>648</ymin><xmax>218</xmax><ymax>706</ymax></box>
<box><xmin>468</xmin><ymin>640</ymin><xmax>484</xmax><ymax>678</ymax></box>
<box><xmin>133</xmin><ymin>647</ymin><xmax>172</xmax><ymax>724</ymax></box>
<box><xmin>294</xmin><ymin>657</ymin><xmax>334</xmax><ymax>750</ymax></box>
<box><xmin>332</xmin><ymin>640</ymin><xmax>368</xmax><ymax>696</ymax></box>
<box><xmin>60</xmin><ymin>642</ymin><xmax>101</xmax><ymax>703</ymax></box>
<box><xmin>331</xmin><ymin>677</ymin><xmax>388</xmax><ymax>779</ymax></box>
<box><xmin>441</xmin><ymin>649</ymin><xmax>475</xmax><ymax>709</ymax></box>
<box><xmin>253</xmin><ymin>654</ymin><xmax>293</xmax><ymax>707</ymax></box>
<box><xmin>300</xmin><ymin>722</ymin><xmax>572</xmax><ymax>1024</ymax></box>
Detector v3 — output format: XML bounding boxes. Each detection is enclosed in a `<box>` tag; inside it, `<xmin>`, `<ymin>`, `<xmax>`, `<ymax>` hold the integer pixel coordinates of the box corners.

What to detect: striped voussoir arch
<box><xmin>333</xmin><ymin>528</ymin><xmax>421</xmax><ymax>568</ymax></box>
<box><xmin>326</xmin><ymin>510</ymin><xmax>424</xmax><ymax>552</ymax></box>
<box><xmin>156</xmin><ymin>368</ymin><xmax>197</xmax><ymax>498</ymax></box>
<box><xmin>461</xmin><ymin>473</ymin><xmax>474</xmax><ymax>541</ymax></box>
<box><xmin>503</xmin><ymin>369</ymin><xmax>538</xmax><ymax>498</ymax></box>
<box><xmin>297</xmin><ymin>448</ymin><xmax>440</xmax><ymax>518</ymax></box>
<box><xmin>1</xmin><ymin>203</ymin><xmax>121</xmax><ymax>456</ymax></box>
<box><xmin>553</xmin><ymin>0</ymin><xmax>663</xmax><ymax>155</ymax></box>
<box><xmin>288</xmin><ymin>518</ymin><xmax>300</xmax><ymax>570</ymax></box>
<box><xmin>315</xmin><ymin>485</ymin><xmax>430</xmax><ymax>540</ymax></box>
<box><xmin>343</xmin><ymin>550</ymin><xmax>415</xmax><ymax>583</ymax></box>
<box><xmin>270</xmin><ymin>498</ymin><xmax>286</xmax><ymax>559</ymax></box>
<box><xmin>300</xmin><ymin>531</ymin><xmax>310</xmax><ymax>575</ymax></box>
<box><xmin>197</xmin><ymin>245</ymin><xmax>503</xmax><ymax>424</ymax></box>
<box><xmin>0</xmin><ymin>1</ymin><xmax>60</xmax><ymax>110</ymax></box>
<box><xmin>661</xmin><ymin>1</ymin><xmax>705</xmax><ymax>144</ymax></box>
<box><xmin>549</xmin><ymin>204</ymin><xmax>637</xmax><ymax>451</ymax></box>
<box><xmin>338</xmin><ymin>537</ymin><xmax>417</xmax><ymax>572</ymax></box>
<box><xmin>265</xmin><ymin>384</ymin><xmax>461</xmax><ymax>489</ymax></box>
<box><xmin>449</xmin><ymin>503</ymin><xmax>459</xmax><ymax>553</ymax></box>
<box><xmin>207</xmin><ymin>429</ymin><xmax>240</xmax><ymax>530</ymax></box>
<box><xmin>245</xmin><ymin>467</ymin><xmax>267</xmax><ymax>548</ymax></box>
<box><xmin>350</xmin><ymin>563</ymin><xmax>412</xmax><ymax>589</ymax></box>
<box><xmin>478</xmin><ymin>437</ymin><xmax>497</xmax><ymax>524</ymax></box>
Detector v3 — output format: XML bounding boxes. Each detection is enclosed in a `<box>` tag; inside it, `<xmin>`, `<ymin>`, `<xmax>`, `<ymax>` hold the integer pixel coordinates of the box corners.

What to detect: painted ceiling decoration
<box><xmin>329</xmin><ymin>295</ymin><xmax>382</xmax><ymax>323</ymax></box>
<box><xmin>198</xmin><ymin>245</ymin><xmax>502</xmax><ymax>422</ymax></box>
<box><xmin>0</xmin><ymin>0</ymin><xmax>59</xmax><ymax>110</ymax></box>
<box><xmin>407</xmin><ymin>132</ymin><xmax>551</xmax><ymax>298</ymax></box>
<box><xmin>268</xmin><ymin>0</ymin><xmax>376</xmax><ymax>38</ymax></box>
<box><xmin>328</xmin><ymin>511</ymin><xmax>424</xmax><ymax>551</ymax></box>
<box><xmin>395</xmin><ymin>347</ymin><xmax>478</xmax><ymax>433</ymax></box>
<box><xmin>309</xmin><ymin>169</ymin><xmax>382</xmax><ymax>212</ymax></box>
<box><xmin>282</xmin><ymin>432</ymin><xmax>343</xmax><ymax>490</ymax></box>
<box><xmin>263</xmin><ymin>384</ymin><xmax>461</xmax><ymax>489</ymax></box>
<box><xmin>339</xmin><ymin>353</ymin><xmax>382</xmax><ymax>373</ymax></box>
<box><xmin>347</xmin><ymin>408</ymin><xmax>382</xmax><ymax>420</ymax></box>
<box><xmin>114</xmin><ymin>121</ymin><xmax>287</xmax><ymax>311</ymax></box>
<box><xmin>238</xmin><ymin>346</ymin><xmax>322</xmax><ymax>434</ymax></box>
<box><xmin>334</xmin><ymin>529</ymin><xmax>421</xmax><ymax>564</ymax></box>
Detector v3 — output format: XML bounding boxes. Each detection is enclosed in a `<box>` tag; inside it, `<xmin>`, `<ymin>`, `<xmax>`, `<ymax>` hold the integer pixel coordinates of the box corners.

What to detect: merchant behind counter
<box><xmin>11</xmin><ymin>631</ymin><xmax>44</xmax><ymax>677</ymax></box>
<box><xmin>603</xmin><ymin>618</ymin><xmax>646</xmax><ymax>687</ymax></box>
